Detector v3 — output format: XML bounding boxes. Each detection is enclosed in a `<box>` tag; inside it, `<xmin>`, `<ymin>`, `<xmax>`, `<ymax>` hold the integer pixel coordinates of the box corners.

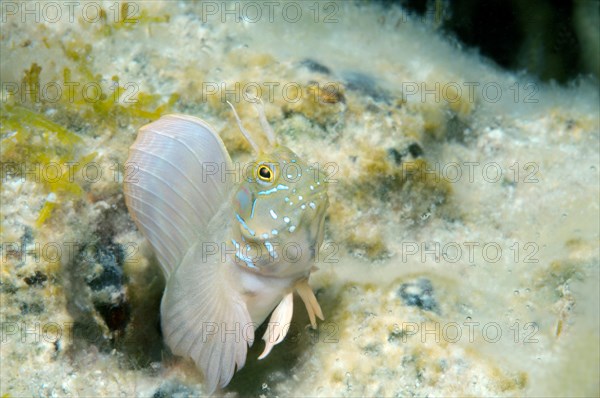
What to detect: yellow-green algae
<box><xmin>1</xmin><ymin>10</ymin><xmax>180</xmax><ymax>379</ymax></box>
<box><xmin>1</xmin><ymin>21</ymin><xmax>179</xmax><ymax>227</ymax></box>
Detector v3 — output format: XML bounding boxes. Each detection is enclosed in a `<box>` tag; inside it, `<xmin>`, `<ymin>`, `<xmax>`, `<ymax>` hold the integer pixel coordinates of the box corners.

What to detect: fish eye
<box><xmin>257</xmin><ymin>164</ymin><xmax>274</xmax><ymax>183</ymax></box>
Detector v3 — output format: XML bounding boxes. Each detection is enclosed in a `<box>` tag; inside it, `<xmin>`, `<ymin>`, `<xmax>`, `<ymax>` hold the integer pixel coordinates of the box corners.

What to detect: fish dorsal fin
<box><xmin>124</xmin><ymin>114</ymin><xmax>234</xmax><ymax>277</ymax></box>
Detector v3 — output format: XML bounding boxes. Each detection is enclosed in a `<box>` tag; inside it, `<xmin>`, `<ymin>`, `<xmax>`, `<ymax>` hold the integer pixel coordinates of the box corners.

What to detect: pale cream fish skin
<box><xmin>123</xmin><ymin>101</ymin><xmax>328</xmax><ymax>394</ymax></box>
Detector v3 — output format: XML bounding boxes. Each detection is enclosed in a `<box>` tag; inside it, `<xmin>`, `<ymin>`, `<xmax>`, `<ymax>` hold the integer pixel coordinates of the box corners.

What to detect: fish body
<box><xmin>123</xmin><ymin>103</ymin><xmax>328</xmax><ymax>393</ymax></box>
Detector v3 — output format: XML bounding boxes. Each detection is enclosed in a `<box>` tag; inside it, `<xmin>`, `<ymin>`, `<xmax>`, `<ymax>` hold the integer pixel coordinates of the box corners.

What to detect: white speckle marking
<box><xmin>298</xmin><ymin>195</ymin><xmax>303</xmax><ymax>201</ymax></box>
<box><xmin>272</xmin><ymin>229</ymin><xmax>279</xmax><ymax>235</ymax></box>
<box><xmin>289</xmin><ymin>225</ymin><xmax>296</xmax><ymax>233</ymax></box>
<box><xmin>269</xmin><ymin>209</ymin><xmax>278</xmax><ymax>219</ymax></box>
<box><xmin>283</xmin><ymin>216</ymin><xmax>290</xmax><ymax>223</ymax></box>
<box><xmin>310</xmin><ymin>185</ymin><xmax>314</xmax><ymax>190</ymax></box>
<box><xmin>309</xmin><ymin>202</ymin><xmax>316</xmax><ymax>209</ymax></box>
<box><xmin>262</xmin><ymin>233</ymin><xmax>269</xmax><ymax>239</ymax></box>
<box><xmin>265</xmin><ymin>241</ymin><xmax>278</xmax><ymax>259</ymax></box>
<box><xmin>301</xmin><ymin>204</ymin><xmax>306</xmax><ymax>210</ymax></box>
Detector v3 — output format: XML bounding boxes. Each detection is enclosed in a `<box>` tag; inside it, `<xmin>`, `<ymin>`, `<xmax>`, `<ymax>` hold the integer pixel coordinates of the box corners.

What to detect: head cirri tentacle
<box><xmin>227</xmin><ymin>97</ymin><xmax>277</xmax><ymax>153</ymax></box>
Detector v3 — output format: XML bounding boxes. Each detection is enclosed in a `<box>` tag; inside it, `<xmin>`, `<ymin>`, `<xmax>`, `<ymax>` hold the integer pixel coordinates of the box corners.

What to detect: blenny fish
<box><xmin>123</xmin><ymin>101</ymin><xmax>328</xmax><ymax>393</ymax></box>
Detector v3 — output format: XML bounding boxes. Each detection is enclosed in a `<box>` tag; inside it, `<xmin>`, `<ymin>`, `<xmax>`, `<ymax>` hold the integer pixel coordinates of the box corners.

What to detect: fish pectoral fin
<box><xmin>258</xmin><ymin>292</ymin><xmax>294</xmax><ymax>360</ymax></box>
<box><xmin>296</xmin><ymin>279</ymin><xmax>324</xmax><ymax>329</ymax></box>
<box><xmin>161</xmin><ymin>244</ymin><xmax>255</xmax><ymax>394</ymax></box>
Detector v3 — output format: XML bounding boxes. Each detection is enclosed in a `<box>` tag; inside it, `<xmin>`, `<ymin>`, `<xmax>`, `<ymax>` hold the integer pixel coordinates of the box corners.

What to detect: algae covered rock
<box><xmin>1</xmin><ymin>1</ymin><xmax>598</xmax><ymax>397</ymax></box>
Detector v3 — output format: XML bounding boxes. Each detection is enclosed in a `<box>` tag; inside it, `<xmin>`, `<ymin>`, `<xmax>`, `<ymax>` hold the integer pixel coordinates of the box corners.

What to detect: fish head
<box><xmin>232</xmin><ymin>146</ymin><xmax>329</xmax><ymax>278</ymax></box>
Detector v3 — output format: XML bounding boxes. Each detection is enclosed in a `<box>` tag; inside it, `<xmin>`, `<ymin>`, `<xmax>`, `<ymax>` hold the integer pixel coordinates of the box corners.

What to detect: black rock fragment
<box><xmin>343</xmin><ymin>71</ymin><xmax>391</xmax><ymax>103</ymax></box>
<box><xmin>398</xmin><ymin>278</ymin><xmax>438</xmax><ymax>312</ymax></box>
<box><xmin>86</xmin><ymin>243</ymin><xmax>125</xmax><ymax>291</ymax></box>
<box><xmin>387</xmin><ymin>142</ymin><xmax>424</xmax><ymax>165</ymax></box>
<box><xmin>388</xmin><ymin>148</ymin><xmax>404</xmax><ymax>165</ymax></box>
<box><xmin>20</xmin><ymin>301</ymin><xmax>44</xmax><ymax>315</ymax></box>
<box><xmin>300</xmin><ymin>58</ymin><xmax>331</xmax><ymax>75</ymax></box>
<box><xmin>24</xmin><ymin>271</ymin><xmax>48</xmax><ymax>287</ymax></box>
<box><xmin>407</xmin><ymin>143</ymin><xmax>424</xmax><ymax>158</ymax></box>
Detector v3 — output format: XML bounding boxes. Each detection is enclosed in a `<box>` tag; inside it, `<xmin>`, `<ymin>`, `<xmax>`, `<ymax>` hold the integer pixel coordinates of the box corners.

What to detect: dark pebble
<box><xmin>87</xmin><ymin>243</ymin><xmax>125</xmax><ymax>291</ymax></box>
<box><xmin>75</xmin><ymin>235</ymin><xmax>130</xmax><ymax>331</ymax></box>
<box><xmin>300</xmin><ymin>58</ymin><xmax>331</xmax><ymax>75</ymax></box>
<box><xmin>24</xmin><ymin>271</ymin><xmax>48</xmax><ymax>287</ymax></box>
<box><xmin>445</xmin><ymin>115</ymin><xmax>470</xmax><ymax>144</ymax></box>
<box><xmin>20</xmin><ymin>301</ymin><xmax>44</xmax><ymax>315</ymax></box>
<box><xmin>398</xmin><ymin>278</ymin><xmax>438</xmax><ymax>312</ymax></box>
<box><xmin>408</xmin><ymin>143</ymin><xmax>424</xmax><ymax>158</ymax></box>
<box><xmin>0</xmin><ymin>282</ymin><xmax>18</xmax><ymax>294</ymax></box>
<box><xmin>388</xmin><ymin>148</ymin><xmax>404</xmax><ymax>165</ymax></box>
<box><xmin>343</xmin><ymin>71</ymin><xmax>390</xmax><ymax>103</ymax></box>
<box><xmin>387</xmin><ymin>143</ymin><xmax>424</xmax><ymax>165</ymax></box>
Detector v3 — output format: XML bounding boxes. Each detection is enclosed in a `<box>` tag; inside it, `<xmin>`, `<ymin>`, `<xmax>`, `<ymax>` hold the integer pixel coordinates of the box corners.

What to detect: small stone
<box><xmin>23</xmin><ymin>271</ymin><xmax>48</xmax><ymax>287</ymax></box>
<box><xmin>407</xmin><ymin>143</ymin><xmax>424</xmax><ymax>158</ymax></box>
<box><xmin>300</xmin><ymin>59</ymin><xmax>331</xmax><ymax>75</ymax></box>
<box><xmin>387</xmin><ymin>143</ymin><xmax>424</xmax><ymax>166</ymax></box>
<box><xmin>397</xmin><ymin>278</ymin><xmax>438</xmax><ymax>312</ymax></box>
<box><xmin>20</xmin><ymin>301</ymin><xmax>44</xmax><ymax>315</ymax></box>
<box><xmin>86</xmin><ymin>243</ymin><xmax>125</xmax><ymax>291</ymax></box>
<box><xmin>343</xmin><ymin>71</ymin><xmax>390</xmax><ymax>103</ymax></box>
<box><xmin>387</xmin><ymin>148</ymin><xmax>404</xmax><ymax>165</ymax></box>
